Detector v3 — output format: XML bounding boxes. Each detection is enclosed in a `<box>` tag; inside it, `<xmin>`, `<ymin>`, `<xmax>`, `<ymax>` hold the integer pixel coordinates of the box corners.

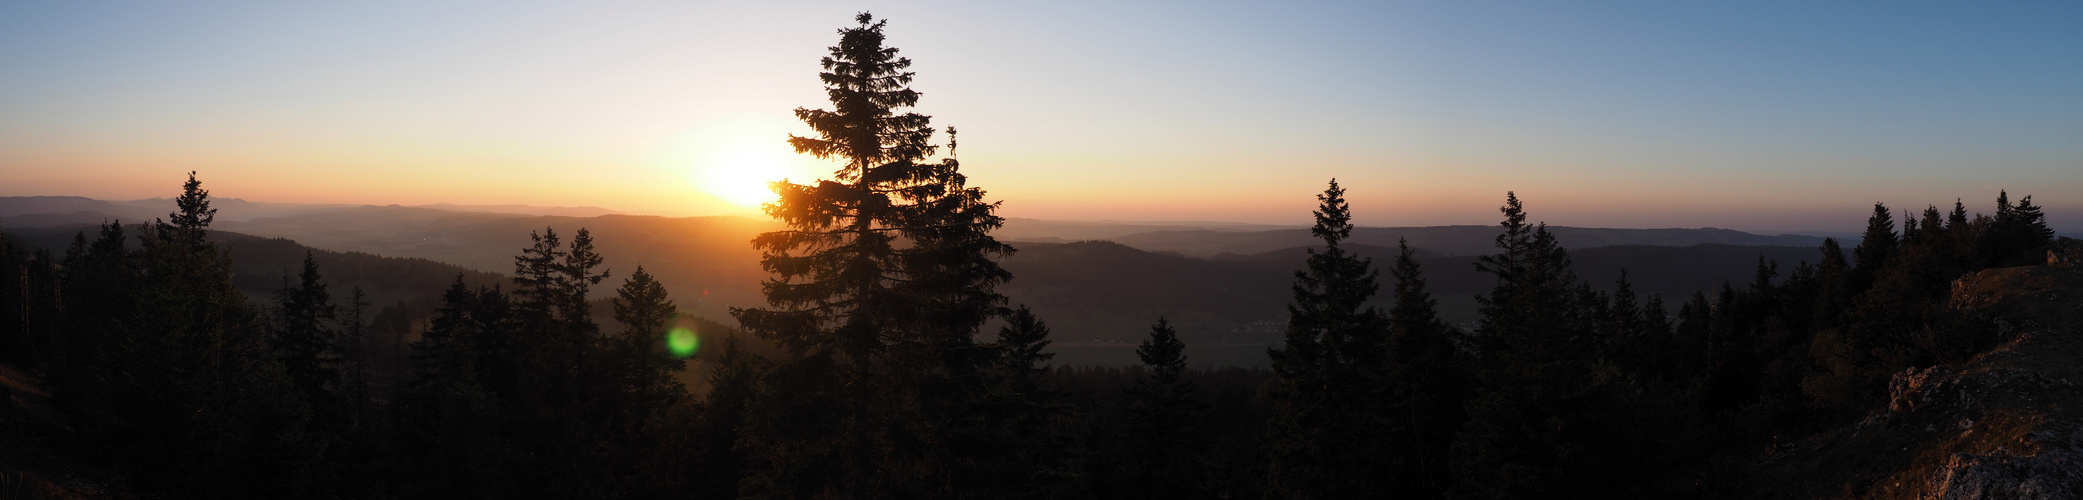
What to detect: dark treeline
<box><xmin>0</xmin><ymin>173</ymin><xmax>732</xmax><ymax>498</ymax></box>
<box><xmin>0</xmin><ymin>13</ymin><xmax>2070</xmax><ymax>499</ymax></box>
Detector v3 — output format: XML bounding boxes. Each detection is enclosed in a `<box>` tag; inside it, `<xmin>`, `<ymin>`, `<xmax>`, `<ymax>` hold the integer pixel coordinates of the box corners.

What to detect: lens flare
<box><xmin>667</xmin><ymin>326</ymin><xmax>700</xmax><ymax>358</ymax></box>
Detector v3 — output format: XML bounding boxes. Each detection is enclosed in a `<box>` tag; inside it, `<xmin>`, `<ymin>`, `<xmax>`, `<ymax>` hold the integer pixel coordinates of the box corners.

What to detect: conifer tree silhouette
<box><xmin>1126</xmin><ymin>318</ymin><xmax>1206</xmax><ymax>499</ymax></box>
<box><xmin>1849</xmin><ymin>202</ymin><xmax>1898</xmax><ymax>291</ymax></box>
<box><xmin>1384</xmin><ymin>238</ymin><xmax>1471</xmax><ymax>495</ymax></box>
<box><xmin>730</xmin><ymin>12</ymin><xmax>1018</xmax><ymax>497</ymax></box>
<box><xmin>1266</xmin><ymin>179</ymin><xmax>1396</xmax><ymax>498</ymax></box>
<box><xmin>607</xmin><ymin>266</ymin><xmax>686</xmax><ymax>431</ymax></box>
<box><xmin>273</xmin><ymin>251</ymin><xmax>341</xmax><ymax>419</ymax></box>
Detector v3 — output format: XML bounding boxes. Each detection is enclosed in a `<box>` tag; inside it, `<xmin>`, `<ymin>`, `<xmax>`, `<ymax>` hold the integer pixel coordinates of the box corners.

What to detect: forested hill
<box><xmin>1004</xmin><ymin>240</ymin><xmax>1823</xmax><ymax>367</ymax></box>
<box><xmin>1736</xmin><ymin>262</ymin><xmax>2083</xmax><ymax>497</ymax></box>
<box><xmin>0</xmin><ymin>196</ymin><xmax>166</xmax><ymax>227</ymax></box>
<box><xmin>215</xmin><ymin>209</ymin><xmax>778</xmax><ymax>321</ymax></box>
<box><xmin>1102</xmin><ymin>224</ymin><xmax>1830</xmax><ymax>257</ymax></box>
<box><xmin>3</xmin><ymin>216</ymin><xmax>1824</xmax><ymax>368</ymax></box>
<box><xmin>1</xmin><ymin>223</ymin><xmax>506</xmax><ymax>309</ymax></box>
<box><xmin>4</xmin><ymin>203</ymin><xmax>777</xmax><ymax>321</ymax></box>
<box><xmin>0</xmin><ymin>195</ymin><xmax>615</xmax><ymax>225</ymax></box>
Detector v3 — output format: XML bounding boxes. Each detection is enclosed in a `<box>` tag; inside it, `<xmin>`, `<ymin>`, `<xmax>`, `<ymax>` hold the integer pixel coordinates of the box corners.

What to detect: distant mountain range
<box><xmin>997</xmin><ymin>218</ymin><xmax>1303</xmax><ymax>242</ymax></box>
<box><xmin>0</xmin><ymin>223</ymin><xmax>507</xmax><ymax>312</ymax></box>
<box><xmin>1002</xmin><ymin>240</ymin><xmax>1824</xmax><ymax>347</ymax></box>
<box><xmin>0</xmin><ymin>196</ymin><xmax>619</xmax><ymax>226</ymax></box>
<box><xmin>1103</xmin><ymin>225</ymin><xmax>1832</xmax><ymax>257</ymax></box>
<box><xmin>0</xmin><ymin>196</ymin><xmax>1881</xmax><ymax>367</ymax></box>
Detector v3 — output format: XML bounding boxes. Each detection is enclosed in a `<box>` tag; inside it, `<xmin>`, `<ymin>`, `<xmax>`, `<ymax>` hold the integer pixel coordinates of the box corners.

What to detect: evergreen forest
<box><xmin>0</xmin><ymin>13</ymin><xmax>2073</xmax><ymax>499</ymax></box>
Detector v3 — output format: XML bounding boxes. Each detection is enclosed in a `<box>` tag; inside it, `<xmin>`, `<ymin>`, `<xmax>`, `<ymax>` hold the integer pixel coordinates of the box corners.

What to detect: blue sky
<box><xmin>2</xmin><ymin>1</ymin><xmax>2078</xmax><ymax>232</ymax></box>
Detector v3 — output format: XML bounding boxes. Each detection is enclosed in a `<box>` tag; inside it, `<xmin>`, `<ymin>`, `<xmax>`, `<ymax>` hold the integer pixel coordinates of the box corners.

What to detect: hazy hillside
<box><xmin>1116</xmin><ymin>224</ymin><xmax>1829</xmax><ymax>257</ymax></box>
<box><xmin>998</xmin><ymin>218</ymin><xmax>1302</xmax><ymax>242</ymax></box>
<box><xmin>4</xmin><ymin>198</ymin><xmax>1844</xmax><ymax>367</ymax></box>
<box><xmin>209</xmin><ymin>211</ymin><xmax>1823</xmax><ymax>367</ymax></box>
<box><xmin>0</xmin><ymin>196</ymin><xmax>164</xmax><ymax>226</ymax></box>
<box><xmin>3</xmin><ymin>196</ymin><xmax>626</xmax><ymax>227</ymax></box>
<box><xmin>212</xmin><ymin>208</ymin><xmax>780</xmax><ymax>320</ymax></box>
<box><xmin>2</xmin><ymin>224</ymin><xmax>508</xmax><ymax>309</ymax></box>
<box><xmin>116</xmin><ymin>197</ymin><xmax>359</xmax><ymax>222</ymax></box>
<box><xmin>1</xmin><ymin>195</ymin><xmax>372</xmax><ymax>224</ymax></box>
<box><xmin>1005</xmin><ymin>240</ymin><xmax>1825</xmax><ymax>367</ymax></box>
<box><xmin>410</xmin><ymin>202</ymin><xmax>625</xmax><ymax>217</ymax></box>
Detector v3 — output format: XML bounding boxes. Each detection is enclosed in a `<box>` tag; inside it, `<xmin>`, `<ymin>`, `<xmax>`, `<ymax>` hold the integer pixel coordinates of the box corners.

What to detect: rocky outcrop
<box><xmin>1907</xmin><ymin>266</ymin><xmax>2083</xmax><ymax>500</ymax></box>
<box><xmin>1745</xmin><ymin>265</ymin><xmax>2083</xmax><ymax>499</ymax></box>
<box><xmin>2049</xmin><ymin>237</ymin><xmax>2081</xmax><ymax>268</ymax></box>
<box><xmin>1922</xmin><ymin>428</ymin><xmax>2083</xmax><ymax>500</ymax></box>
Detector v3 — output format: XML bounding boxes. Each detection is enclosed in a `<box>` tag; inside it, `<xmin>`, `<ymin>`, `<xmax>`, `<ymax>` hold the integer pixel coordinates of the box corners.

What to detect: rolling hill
<box><xmin>4</xmin><ymin>198</ymin><xmax>1847</xmax><ymax>367</ymax></box>
<box><xmin>1112</xmin><ymin>224</ymin><xmax>1832</xmax><ymax>257</ymax></box>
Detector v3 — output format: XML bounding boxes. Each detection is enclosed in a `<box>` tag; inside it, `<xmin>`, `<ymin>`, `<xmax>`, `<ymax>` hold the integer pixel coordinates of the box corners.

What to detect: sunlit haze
<box><xmin>3</xmin><ymin>1</ymin><xmax>2078</xmax><ymax>232</ymax></box>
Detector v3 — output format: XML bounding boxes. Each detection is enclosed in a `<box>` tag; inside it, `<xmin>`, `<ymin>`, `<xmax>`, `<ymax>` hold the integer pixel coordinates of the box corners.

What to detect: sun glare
<box><xmin>699</xmin><ymin>145</ymin><xmax>794</xmax><ymax>208</ymax></box>
<box><xmin>666</xmin><ymin>113</ymin><xmax>831</xmax><ymax>212</ymax></box>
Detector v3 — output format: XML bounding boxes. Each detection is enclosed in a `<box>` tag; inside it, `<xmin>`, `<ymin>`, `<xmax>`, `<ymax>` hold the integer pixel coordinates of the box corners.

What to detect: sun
<box><xmin>698</xmin><ymin>144</ymin><xmax>794</xmax><ymax>208</ymax></box>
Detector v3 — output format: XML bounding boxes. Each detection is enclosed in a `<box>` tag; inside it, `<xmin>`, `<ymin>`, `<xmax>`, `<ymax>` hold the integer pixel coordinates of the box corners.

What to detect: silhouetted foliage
<box><xmin>1122</xmin><ymin>318</ymin><xmax>1207</xmax><ymax>499</ymax></box>
<box><xmin>1382</xmin><ymin>238</ymin><xmax>1474</xmax><ymax>495</ymax></box>
<box><xmin>1266</xmin><ymin>180</ymin><xmax>1469</xmax><ymax>498</ymax></box>
<box><xmin>1266</xmin><ymin>179</ymin><xmax>1394</xmax><ymax>498</ymax></box>
<box><xmin>273</xmin><ymin>251</ymin><xmax>343</xmax><ymax>424</ymax></box>
<box><xmin>726</xmin><ymin>12</ymin><xmax>1022</xmax><ymax>499</ymax></box>
<box><xmin>37</xmin><ymin>173</ymin><xmax>328</xmax><ymax>497</ymax></box>
<box><xmin>0</xmin><ymin>19</ymin><xmax>2065</xmax><ymax>500</ymax></box>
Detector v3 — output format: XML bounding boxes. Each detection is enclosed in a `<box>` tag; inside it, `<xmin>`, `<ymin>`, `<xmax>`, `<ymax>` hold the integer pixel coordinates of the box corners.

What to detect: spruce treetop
<box><xmin>170</xmin><ymin>171</ymin><xmax>217</xmax><ymax>233</ymax></box>
<box><xmin>788</xmin><ymin>11</ymin><xmax>936</xmax><ymax>177</ymax></box>
<box><xmin>1138</xmin><ymin>318</ymin><xmax>1189</xmax><ymax>384</ymax></box>
<box><xmin>1312</xmin><ymin>179</ymin><xmax>1355</xmax><ymax>247</ymax></box>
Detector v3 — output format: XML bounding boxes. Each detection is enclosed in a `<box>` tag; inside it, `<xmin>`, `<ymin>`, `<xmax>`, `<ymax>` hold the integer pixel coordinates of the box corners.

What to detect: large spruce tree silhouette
<box><xmin>730</xmin><ymin>12</ymin><xmax>1018</xmax><ymax>498</ymax></box>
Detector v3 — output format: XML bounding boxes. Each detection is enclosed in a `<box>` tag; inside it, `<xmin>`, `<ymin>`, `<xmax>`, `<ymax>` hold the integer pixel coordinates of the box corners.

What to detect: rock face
<box><xmin>1906</xmin><ymin>266</ymin><xmax>2083</xmax><ymax>500</ymax></box>
<box><xmin>1877</xmin><ymin>362</ymin><xmax>2083</xmax><ymax>500</ymax></box>
<box><xmin>1924</xmin><ymin>433</ymin><xmax>2083</xmax><ymax>500</ymax></box>
<box><xmin>1743</xmin><ymin>265</ymin><xmax>2083</xmax><ymax>499</ymax></box>
<box><xmin>1887</xmin><ymin>366</ymin><xmax>1950</xmax><ymax>414</ymax></box>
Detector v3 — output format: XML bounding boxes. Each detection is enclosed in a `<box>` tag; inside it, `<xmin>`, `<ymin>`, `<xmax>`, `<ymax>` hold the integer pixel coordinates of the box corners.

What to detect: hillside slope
<box><xmin>1112</xmin><ymin>225</ymin><xmax>1828</xmax><ymax>257</ymax></box>
<box><xmin>2</xmin><ymin>224</ymin><xmax>509</xmax><ymax>309</ymax></box>
<box><xmin>1738</xmin><ymin>264</ymin><xmax>2083</xmax><ymax>498</ymax></box>
<box><xmin>1005</xmin><ymin>241</ymin><xmax>1822</xmax><ymax>367</ymax></box>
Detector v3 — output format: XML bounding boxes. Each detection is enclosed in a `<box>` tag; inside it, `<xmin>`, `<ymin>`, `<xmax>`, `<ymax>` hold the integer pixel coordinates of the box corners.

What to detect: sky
<box><xmin>2</xmin><ymin>1</ymin><xmax>2079</xmax><ymax>233</ymax></box>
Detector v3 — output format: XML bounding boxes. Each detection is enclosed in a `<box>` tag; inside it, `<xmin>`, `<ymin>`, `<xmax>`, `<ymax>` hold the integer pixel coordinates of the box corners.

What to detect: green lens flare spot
<box><xmin>668</xmin><ymin>327</ymin><xmax>700</xmax><ymax>358</ymax></box>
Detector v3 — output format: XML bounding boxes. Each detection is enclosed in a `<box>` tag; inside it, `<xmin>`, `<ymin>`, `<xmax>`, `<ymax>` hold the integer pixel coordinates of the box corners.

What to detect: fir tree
<box><xmin>1984</xmin><ymin>191</ymin><xmax>2056</xmax><ymax>265</ymax></box>
<box><xmin>1469</xmin><ymin>192</ymin><xmax>1583</xmax><ymax>360</ymax></box>
<box><xmin>1126</xmin><ymin>318</ymin><xmax>1206</xmax><ymax>499</ymax></box>
<box><xmin>1383</xmin><ymin>238</ymin><xmax>1472</xmax><ymax>495</ymax></box>
<box><xmin>954</xmin><ymin>305</ymin><xmax>1085</xmax><ymax>498</ymax></box>
<box><xmin>1812</xmin><ymin>238</ymin><xmax>1852</xmax><ymax>329</ymax></box>
<box><xmin>1455</xmin><ymin>192</ymin><xmax>1629</xmax><ymax>499</ymax></box>
<box><xmin>164</xmin><ymin>171</ymin><xmax>218</xmax><ymax>252</ymax></box>
<box><xmin>608</xmin><ymin>266</ymin><xmax>686</xmax><ymax>430</ymax></box>
<box><xmin>1850</xmin><ymin>202</ymin><xmax>1898</xmax><ymax>291</ymax></box>
<box><xmin>691</xmin><ymin>335</ymin><xmax>762</xmax><ymax>500</ymax></box>
<box><xmin>1640</xmin><ymin>292</ymin><xmax>1675</xmax><ymax>379</ymax></box>
<box><xmin>560</xmin><ymin>228</ymin><xmax>610</xmax><ymax>370</ymax></box>
<box><xmin>1266</xmin><ymin>179</ymin><xmax>1394</xmax><ymax>499</ymax></box>
<box><xmin>338</xmin><ymin>286</ymin><xmax>372</xmax><ymax>425</ymax></box>
<box><xmin>0</xmin><ymin>220</ymin><xmax>34</xmax><ymax>365</ymax></box>
<box><xmin>1946</xmin><ymin>199</ymin><xmax>1980</xmax><ymax>267</ymax></box>
<box><xmin>410</xmin><ymin>276</ymin><xmax>481</xmax><ymax>390</ymax></box>
<box><xmin>729</xmin><ymin>12</ymin><xmax>1016</xmax><ymax>498</ymax></box>
<box><xmin>44</xmin><ymin>174</ymin><xmax>329</xmax><ymax>496</ymax></box>
<box><xmin>401</xmin><ymin>276</ymin><xmax>512</xmax><ymax>498</ymax></box>
<box><xmin>274</xmin><ymin>251</ymin><xmax>342</xmax><ymax>416</ymax></box>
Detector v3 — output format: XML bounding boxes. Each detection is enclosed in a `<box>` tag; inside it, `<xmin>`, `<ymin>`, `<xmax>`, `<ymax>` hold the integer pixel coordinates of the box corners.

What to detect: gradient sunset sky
<box><xmin>3</xmin><ymin>1</ymin><xmax>2078</xmax><ymax>233</ymax></box>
